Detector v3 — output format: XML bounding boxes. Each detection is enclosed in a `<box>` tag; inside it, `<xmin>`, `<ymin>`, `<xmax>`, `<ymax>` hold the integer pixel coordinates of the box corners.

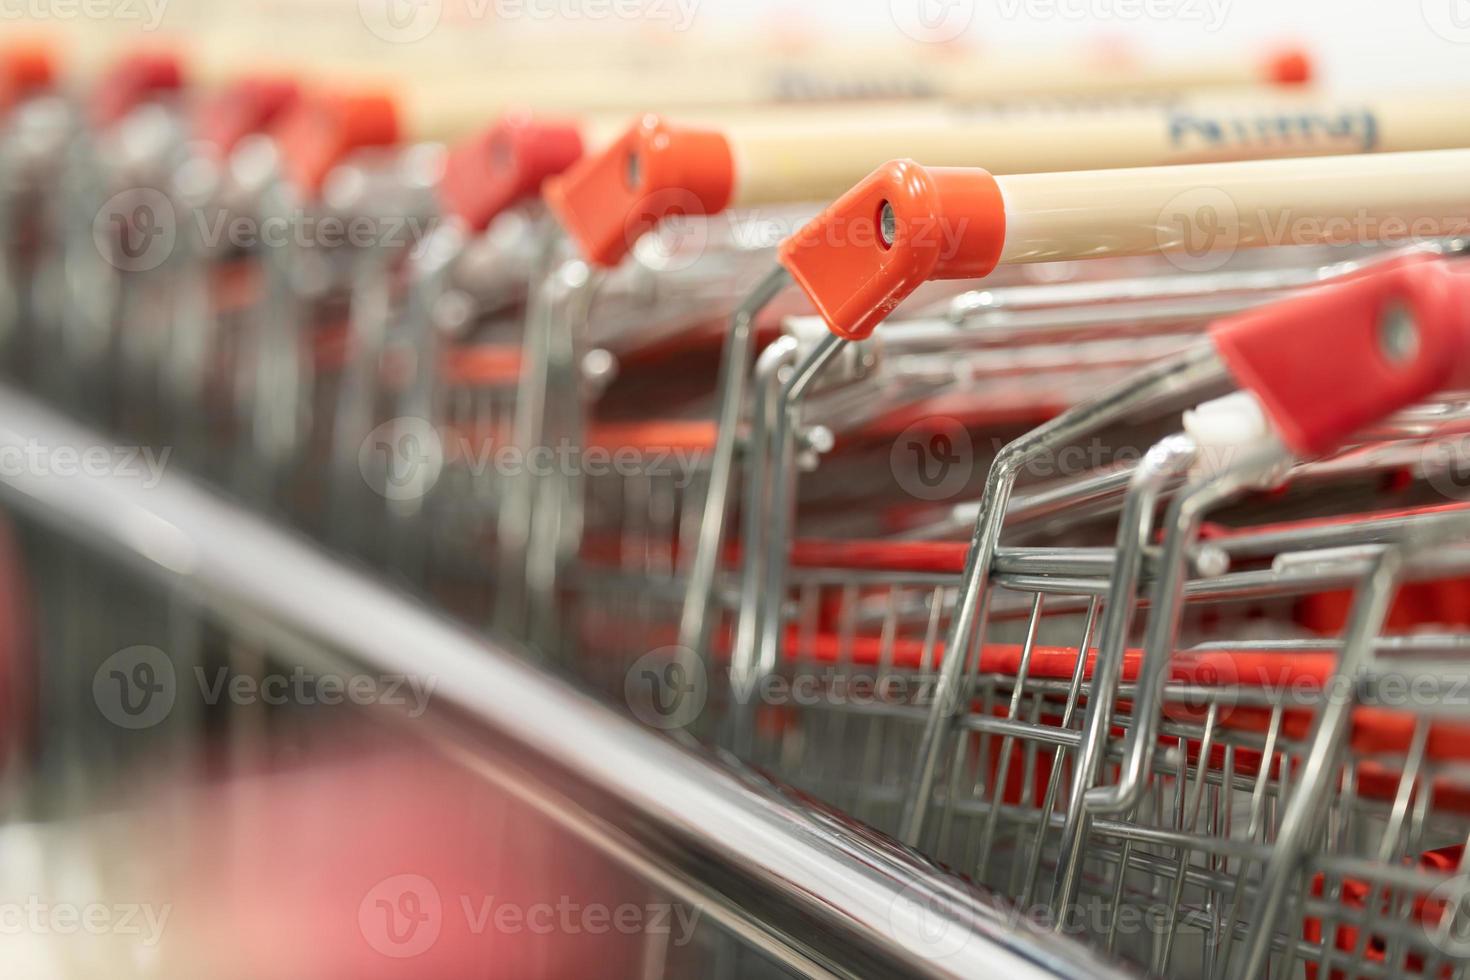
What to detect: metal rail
<box><xmin>0</xmin><ymin>384</ymin><xmax>1130</xmax><ymax>980</ymax></box>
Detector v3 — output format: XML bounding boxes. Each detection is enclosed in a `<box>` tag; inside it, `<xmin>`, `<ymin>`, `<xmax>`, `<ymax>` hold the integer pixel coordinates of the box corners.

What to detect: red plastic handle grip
<box><xmin>90</xmin><ymin>50</ymin><xmax>184</xmax><ymax>127</ymax></box>
<box><xmin>1212</xmin><ymin>254</ymin><xmax>1470</xmax><ymax>457</ymax></box>
<box><xmin>195</xmin><ymin>77</ymin><xmax>301</xmax><ymax>156</ymax></box>
<box><xmin>777</xmin><ymin>160</ymin><xmax>1006</xmax><ymax>342</ymax></box>
<box><xmin>440</xmin><ymin>112</ymin><xmax>585</xmax><ymax>232</ymax></box>
<box><xmin>0</xmin><ymin>42</ymin><xmax>54</xmax><ymax>115</ymax></box>
<box><xmin>1264</xmin><ymin>46</ymin><xmax>1312</xmax><ymax>85</ymax></box>
<box><xmin>269</xmin><ymin>91</ymin><xmax>399</xmax><ymax>197</ymax></box>
<box><xmin>543</xmin><ymin>115</ymin><xmax>734</xmax><ymax>268</ymax></box>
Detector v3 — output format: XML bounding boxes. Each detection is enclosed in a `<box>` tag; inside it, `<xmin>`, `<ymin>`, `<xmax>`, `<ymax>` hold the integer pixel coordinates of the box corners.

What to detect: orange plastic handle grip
<box><xmin>543</xmin><ymin>115</ymin><xmax>734</xmax><ymax>268</ymax></box>
<box><xmin>90</xmin><ymin>50</ymin><xmax>184</xmax><ymax>128</ymax></box>
<box><xmin>195</xmin><ymin>76</ymin><xmax>301</xmax><ymax>157</ymax></box>
<box><xmin>777</xmin><ymin>160</ymin><xmax>1006</xmax><ymax>342</ymax></box>
<box><xmin>0</xmin><ymin>42</ymin><xmax>54</xmax><ymax>115</ymax></box>
<box><xmin>269</xmin><ymin>91</ymin><xmax>400</xmax><ymax>197</ymax></box>
<box><xmin>1212</xmin><ymin>254</ymin><xmax>1470</xmax><ymax>456</ymax></box>
<box><xmin>440</xmin><ymin>112</ymin><xmax>585</xmax><ymax>232</ymax></box>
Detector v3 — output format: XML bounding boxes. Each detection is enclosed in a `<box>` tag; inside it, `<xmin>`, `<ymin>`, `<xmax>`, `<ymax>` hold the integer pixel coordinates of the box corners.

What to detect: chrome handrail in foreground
<box><xmin>0</xmin><ymin>385</ymin><xmax>1128</xmax><ymax>980</ymax></box>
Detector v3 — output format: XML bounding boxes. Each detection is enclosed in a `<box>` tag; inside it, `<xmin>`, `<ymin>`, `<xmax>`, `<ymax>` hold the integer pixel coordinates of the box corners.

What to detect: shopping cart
<box><xmin>29</xmin><ymin>54</ymin><xmax>303</xmax><ymax>457</ymax></box>
<box><xmin>48</xmin><ymin>54</ymin><xmax>1180</xmax><ymax>600</ymax></box>
<box><xmin>517</xmin><ymin>102</ymin><xmax>1470</xmax><ymax>667</ymax></box>
<box><xmin>36</xmin><ymin>51</ymin><xmax>184</xmax><ymax>422</ymax></box>
<box><xmin>676</xmin><ymin>152</ymin><xmax>1470</xmax><ymax>977</ymax></box>
<box><xmin>0</xmin><ymin>43</ymin><xmax>56</xmax><ymax>368</ymax></box>
<box><xmin>71</xmin><ymin>63</ymin><xmax>1470</xmax><ymax>621</ymax></box>
<box><xmin>51</xmin><ymin>52</ymin><xmax>418</xmax><ymax>514</ymax></box>
<box><xmin>725</xmin><ymin>151</ymin><xmax>1469</xmax><ymax>680</ymax></box>
<box><xmin>14</xmin><ymin>36</ymin><xmax>1470</xmax><ymax>980</ymax></box>
<box><xmin>656</xmin><ymin>147</ymin><xmax>1466</xmax><ymax>674</ymax></box>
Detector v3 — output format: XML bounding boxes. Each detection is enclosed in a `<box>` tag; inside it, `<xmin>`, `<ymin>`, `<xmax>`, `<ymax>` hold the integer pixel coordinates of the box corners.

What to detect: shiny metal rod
<box><xmin>0</xmin><ymin>384</ymin><xmax>1125</xmax><ymax>980</ymax></box>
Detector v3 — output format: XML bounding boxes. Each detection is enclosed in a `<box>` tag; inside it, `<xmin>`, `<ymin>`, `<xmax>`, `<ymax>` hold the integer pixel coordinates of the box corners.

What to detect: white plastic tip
<box><xmin>1183</xmin><ymin>391</ymin><xmax>1272</xmax><ymax>453</ymax></box>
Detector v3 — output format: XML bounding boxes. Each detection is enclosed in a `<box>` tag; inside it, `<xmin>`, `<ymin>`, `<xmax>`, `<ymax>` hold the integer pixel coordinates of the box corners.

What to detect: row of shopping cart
<box><xmin>8</xmin><ymin>32</ymin><xmax>1470</xmax><ymax>979</ymax></box>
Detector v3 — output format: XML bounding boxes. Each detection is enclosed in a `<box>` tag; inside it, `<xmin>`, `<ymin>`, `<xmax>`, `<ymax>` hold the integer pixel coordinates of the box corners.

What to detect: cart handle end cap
<box><xmin>196</xmin><ymin>76</ymin><xmax>301</xmax><ymax>157</ymax></box>
<box><xmin>90</xmin><ymin>50</ymin><xmax>184</xmax><ymax>127</ymax></box>
<box><xmin>777</xmin><ymin>160</ymin><xmax>1005</xmax><ymax>342</ymax></box>
<box><xmin>441</xmin><ymin>113</ymin><xmax>585</xmax><ymax>233</ymax></box>
<box><xmin>270</xmin><ymin>91</ymin><xmax>400</xmax><ymax>198</ymax></box>
<box><xmin>1211</xmin><ymin>255</ymin><xmax>1470</xmax><ymax>457</ymax></box>
<box><xmin>0</xmin><ymin>42</ymin><xmax>55</xmax><ymax>114</ymax></box>
<box><xmin>1266</xmin><ymin>47</ymin><xmax>1312</xmax><ymax>85</ymax></box>
<box><xmin>543</xmin><ymin>115</ymin><xmax>734</xmax><ymax>268</ymax></box>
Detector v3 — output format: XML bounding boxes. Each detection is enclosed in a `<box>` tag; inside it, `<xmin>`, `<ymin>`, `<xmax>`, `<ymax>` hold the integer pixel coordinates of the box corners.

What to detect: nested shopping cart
<box><xmin>504</xmin><ymin>98</ymin><xmax>1470</xmax><ymax>661</ymax></box>
<box><xmin>684</xmin><ymin>148</ymin><xmax>1470</xmax><ymax>676</ymax></box>
<box><xmin>0</xmin><ymin>43</ymin><xmax>56</xmax><ymax>368</ymax></box>
<box><xmin>68</xmin><ymin>47</ymin><xmax>1470</xmax><ymax>623</ymax></box>
<box><xmin>28</xmin><ymin>51</ymin><xmax>186</xmax><ymax>422</ymax></box>
<box><xmin>47</xmin><ymin>41</ymin><xmax>1344</xmax><ymax>614</ymax></box>
<box><xmin>22</xmin><ymin>50</ymin><xmax>399</xmax><ymax>498</ymax></box>
<box><xmin>652</xmin><ymin>147</ymin><xmax>1470</xmax><ymax>979</ymax></box>
<box><xmin>624</xmin><ymin>146</ymin><xmax>1467</xmax><ymax>666</ymax></box>
<box><xmin>17</xmin><ymin>33</ymin><xmax>1470</xmax><ymax>980</ymax></box>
